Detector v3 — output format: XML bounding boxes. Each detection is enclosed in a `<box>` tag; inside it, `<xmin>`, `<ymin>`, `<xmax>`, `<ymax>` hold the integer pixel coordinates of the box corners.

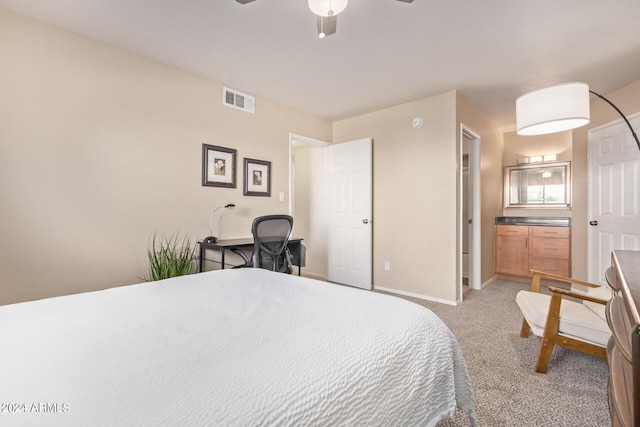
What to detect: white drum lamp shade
<box><xmin>308</xmin><ymin>0</ymin><xmax>348</xmax><ymax>17</ymax></box>
<box><xmin>516</xmin><ymin>82</ymin><xmax>591</xmax><ymax>136</ymax></box>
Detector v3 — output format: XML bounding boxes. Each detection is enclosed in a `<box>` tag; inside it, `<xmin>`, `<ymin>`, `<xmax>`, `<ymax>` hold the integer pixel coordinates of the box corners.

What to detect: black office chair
<box><xmin>232</xmin><ymin>215</ymin><xmax>294</xmax><ymax>274</ymax></box>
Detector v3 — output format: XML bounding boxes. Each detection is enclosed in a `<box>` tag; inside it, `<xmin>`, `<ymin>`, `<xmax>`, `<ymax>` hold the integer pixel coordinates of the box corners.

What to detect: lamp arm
<box><xmin>209</xmin><ymin>207</ymin><xmax>223</xmax><ymax>237</ymax></box>
<box><xmin>590</xmin><ymin>90</ymin><xmax>640</xmax><ymax>152</ymax></box>
<box><xmin>207</xmin><ymin>204</ymin><xmax>235</xmax><ymax>241</ymax></box>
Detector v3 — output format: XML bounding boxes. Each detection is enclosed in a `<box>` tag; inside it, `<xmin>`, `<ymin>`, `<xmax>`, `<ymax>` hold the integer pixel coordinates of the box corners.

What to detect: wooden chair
<box><xmin>516</xmin><ymin>270</ymin><xmax>612</xmax><ymax>373</ymax></box>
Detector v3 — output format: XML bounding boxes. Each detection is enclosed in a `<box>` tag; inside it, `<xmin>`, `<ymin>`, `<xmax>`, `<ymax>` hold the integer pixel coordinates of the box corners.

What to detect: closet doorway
<box><xmin>289</xmin><ymin>133</ymin><xmax>330</xmax><ymax>280</ymax></box>
<box><xmin>459</xmin><ymin>126</ymin><xmax>481</xmax><ymax>299</ymax></box>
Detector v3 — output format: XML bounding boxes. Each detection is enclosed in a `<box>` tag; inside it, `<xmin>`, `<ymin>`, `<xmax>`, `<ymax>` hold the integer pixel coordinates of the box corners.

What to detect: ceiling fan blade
<box><xmin>396</xmin><ymin>0</ymin><xmax>414</xmax><ymax>2</ymax></box>
<box><xmin>236</xmin><ymin>0</ymin><xmax>257</xmax><ymax>4</ymax></box>
<box><xmin>317</xmin><ymin>15</ymin><xmax>337</xmax><ymax>38</ymax></box>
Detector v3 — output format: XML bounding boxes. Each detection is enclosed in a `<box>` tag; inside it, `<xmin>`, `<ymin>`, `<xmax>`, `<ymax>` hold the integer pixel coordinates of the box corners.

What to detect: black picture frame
<box><xmin>202</xmin><ymin>144</ymin><xmax>236</xmax><ymax>188</ymax></box>
<box><xmin>243</xmin><ymin>158</ymin><xmax>271</xmax><ymax>197</ymax></box>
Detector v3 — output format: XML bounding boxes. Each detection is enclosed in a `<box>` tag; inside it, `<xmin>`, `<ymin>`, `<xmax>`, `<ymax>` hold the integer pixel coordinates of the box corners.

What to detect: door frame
<box><xmin>459</xmin><ymin>125</ymin><xmax>482</xmax><ymax>296</ymax></box>
<box><xmin>288</xmin><ymin>133</ymin><xmax>331</xmax><ymax>279</ymax></box>
<box><xmin>288</xmin><ymin>133</ymin><xmax>330</xmax><ymax>216</ymax></box>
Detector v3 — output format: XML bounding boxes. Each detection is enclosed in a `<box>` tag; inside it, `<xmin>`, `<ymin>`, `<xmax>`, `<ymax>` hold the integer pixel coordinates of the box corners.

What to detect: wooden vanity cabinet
<box><xmin>530</xmin><ymin>226</ymin><xmax>571</xmax><ymax>277</ymax></box>
<box><xmin>496</xmin><ymin>225</ymin><xmax>530</xmax><ymax>277</ymax></box>
<box><xmin>496</xmin><ymin>224</ymin><xmax>571</xmax><ymax>279</ymax></box>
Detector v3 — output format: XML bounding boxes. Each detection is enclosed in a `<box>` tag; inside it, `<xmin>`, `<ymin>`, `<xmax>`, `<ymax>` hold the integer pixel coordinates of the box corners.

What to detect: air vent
<box><xmin>223</xmin><ymin>87</ymin><xmax>255</xmax><ymax>114</ymax></box>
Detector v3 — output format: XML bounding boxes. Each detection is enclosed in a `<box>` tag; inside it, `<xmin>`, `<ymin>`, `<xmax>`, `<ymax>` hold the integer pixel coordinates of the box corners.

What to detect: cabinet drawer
<box><xmin>496</xmin><ymin>225</ymin><xmax>529</xmax><ymax>236</ymax></box>
<box><xmin>531</xmin><ymin>226</ymin><xmax>570</xmax><ymax>239</ymax></box>
<box><xmin>530</xmin><ymin>257</ymin><xmax>570</xmax><ymax>276</ymax></box>
<box><xmin>531</xmin><ymin>237</ymin><xmax>570</xmax><ymax>259</ymax></box>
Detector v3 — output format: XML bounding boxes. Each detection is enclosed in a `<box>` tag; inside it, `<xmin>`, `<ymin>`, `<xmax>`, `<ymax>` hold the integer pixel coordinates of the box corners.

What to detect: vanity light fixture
<box><xmin>529</xmin><ymin>156</ymin><xmax>543</xmax><ymax>163</ymax></box>
<box><xmin>519</xmin><ymin>154</ymin><xmax>558</xmax><ymax>164</ymax></box>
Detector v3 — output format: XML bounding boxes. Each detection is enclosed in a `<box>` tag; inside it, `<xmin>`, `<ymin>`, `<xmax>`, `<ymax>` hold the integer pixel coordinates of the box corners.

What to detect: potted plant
<box><xmin>146</xmin><ymin>232</ymin><xmax>196</xmax><ymax>281</ymax></box>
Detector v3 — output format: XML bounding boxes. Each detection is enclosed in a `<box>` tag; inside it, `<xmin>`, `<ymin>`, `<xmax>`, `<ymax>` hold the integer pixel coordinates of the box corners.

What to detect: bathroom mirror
<box><xmin>504</xmin><ymin>161</ymin><xmax>571</xmax><ymax>208</ymax></box>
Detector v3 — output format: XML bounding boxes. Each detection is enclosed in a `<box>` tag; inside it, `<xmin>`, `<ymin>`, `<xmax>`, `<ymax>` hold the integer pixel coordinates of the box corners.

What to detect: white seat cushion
<box><xmin>516</xmin><ymin>290</ymin><xmax>611</xmax><ymax>346</ymax></box>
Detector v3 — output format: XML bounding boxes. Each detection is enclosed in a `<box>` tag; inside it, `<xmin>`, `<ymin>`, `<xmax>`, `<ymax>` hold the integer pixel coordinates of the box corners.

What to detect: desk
<box><xmin>199</xmin><ymin>238</ymin><xmax>305</xmax><ymax>275</ymax></box>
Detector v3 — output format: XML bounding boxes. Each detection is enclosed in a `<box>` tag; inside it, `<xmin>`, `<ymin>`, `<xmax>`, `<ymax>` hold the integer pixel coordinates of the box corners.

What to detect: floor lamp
<box><xmin>516</xmin><ymin>82</ymin><xmax>640</xmax><ymax>151</ymax></box>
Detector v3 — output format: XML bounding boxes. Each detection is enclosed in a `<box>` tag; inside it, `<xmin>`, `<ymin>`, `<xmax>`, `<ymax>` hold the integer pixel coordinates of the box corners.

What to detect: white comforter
<box><xmin>0</xmin><ymin>268</ymin><xmax>476</xmax><ymax>426</ymax></box>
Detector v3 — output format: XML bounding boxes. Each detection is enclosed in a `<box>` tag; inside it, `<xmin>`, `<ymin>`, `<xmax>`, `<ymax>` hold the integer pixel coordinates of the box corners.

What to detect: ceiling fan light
<box><xmin>308</xmin><ymin>0</ymin><xmax>348</xmax><ymax>17</ymax></box>
<box><xmin>516</xmin><ymin>82</ymin><xmax>590</xmax><ymax>136</ymax></box>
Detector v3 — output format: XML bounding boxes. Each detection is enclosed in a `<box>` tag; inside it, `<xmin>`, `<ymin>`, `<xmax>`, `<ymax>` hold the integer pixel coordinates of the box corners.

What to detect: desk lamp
<box><xmin>516</xmin><ymin>82</ymin><xmax>639</xmax><ymax>151</ymax></box>
<box><xmin>205</xmin><ymin>203</ymin><xmax>235</xmax><ymax>243</ymax></box>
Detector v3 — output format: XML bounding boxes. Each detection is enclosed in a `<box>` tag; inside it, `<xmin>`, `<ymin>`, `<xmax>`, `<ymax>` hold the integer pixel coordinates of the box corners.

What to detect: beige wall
<box><xmin>456</xmin><ymin>93</ymin><xmax>504</xmax><ymax>290</ymax></box>
<box><xmin>7</xmin><ymin>8</ymin><xmax>633</xmax><ymax>305</ymax></box>
<box><xmin>0</xmin><ymin>10</ymin><xmax>332</xmax><ymax>305</ymax></box>
<box><xmin>333</xmin><ymin>91</ymin><xmax>460</xmax><ymax>302</ymax></box>
<box><xmin>571</xmin><ymin>79</ymin><xmax>640</xmax><ymax>280</ymax></box>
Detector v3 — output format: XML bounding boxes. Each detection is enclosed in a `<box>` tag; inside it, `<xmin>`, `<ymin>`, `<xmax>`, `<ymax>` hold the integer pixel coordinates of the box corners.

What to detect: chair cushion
<box><xmin>583</xmin><ymin>285</ymin><xmax>613</xmax><ymax>322</ymax></box>
<box><xmin>516</xmin><ymin>290</ymin><xmax>611</xmax><ymax>346</ymax></box>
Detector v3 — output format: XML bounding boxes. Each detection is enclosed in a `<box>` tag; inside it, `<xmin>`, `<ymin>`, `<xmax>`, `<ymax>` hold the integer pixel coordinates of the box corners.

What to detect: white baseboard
<box><xmin>374</xmin><ymin>286</ymin><xmax>458</xmax><ymax>306</ymax></box>
<box><xmin>301</xmin><ymin>271</ymin><xmax>326</xmax><ymax>281</ymax></box>
<box><xmin>482</xmin><ymin>275</ymin><xmax>498</xmax><ymax>288</ymax></box>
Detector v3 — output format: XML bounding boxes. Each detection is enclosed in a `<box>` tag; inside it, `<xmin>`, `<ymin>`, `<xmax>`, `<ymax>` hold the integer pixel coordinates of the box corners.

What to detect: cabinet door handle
<box><xmin>544</xmin><ymin>247</ymin><xmax>558</xmax><ymax>250</ymax></box>
<box><xmin>525</xmin><ymin>237</ymin><xmax>528</xmax><ymax>248</ymax></box>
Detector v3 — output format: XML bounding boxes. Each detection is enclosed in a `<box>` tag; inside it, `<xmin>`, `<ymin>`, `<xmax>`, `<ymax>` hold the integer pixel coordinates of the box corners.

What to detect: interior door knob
<box><xmin>589</xmin><ymin>220</ymin><xmax>598</xmax><ymax>226</ymax></box>
<box><xmin>362</xmin><ymin>219</ymin><xmax>369</xmax><ymax>224</ymax></box>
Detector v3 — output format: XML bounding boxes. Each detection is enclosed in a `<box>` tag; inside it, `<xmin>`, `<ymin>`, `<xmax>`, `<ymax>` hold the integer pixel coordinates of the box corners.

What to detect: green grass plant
<box><xmin>147</xmin><ymin>232</ymin><xmax>196</xmax><ymax>281</ymax></box>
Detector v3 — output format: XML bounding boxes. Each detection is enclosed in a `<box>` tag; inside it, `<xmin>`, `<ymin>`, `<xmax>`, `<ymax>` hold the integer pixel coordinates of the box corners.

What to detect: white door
<box><xmin>327</xmin><ymin>138</ymin><xmax>373</xmax><ymax>289</ymax></box>
<box><xmin>588</xmin><ymin>113</ymin><xmax>640</xmax><ymax>285</ymax></box>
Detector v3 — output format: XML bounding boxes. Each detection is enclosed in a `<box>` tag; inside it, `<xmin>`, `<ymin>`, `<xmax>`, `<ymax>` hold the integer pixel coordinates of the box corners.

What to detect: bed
<box><xmin>0</xmin><ymin>268</ymin><xmax>476</xmax><ymax>426</ymax></box>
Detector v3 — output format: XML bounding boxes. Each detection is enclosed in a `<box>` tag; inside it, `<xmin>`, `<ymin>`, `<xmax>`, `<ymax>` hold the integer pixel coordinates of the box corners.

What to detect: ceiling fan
<box><xmin>235</xmin><ymin>0</ymin><xmax>414</xmax><ymax>39</ymax></box>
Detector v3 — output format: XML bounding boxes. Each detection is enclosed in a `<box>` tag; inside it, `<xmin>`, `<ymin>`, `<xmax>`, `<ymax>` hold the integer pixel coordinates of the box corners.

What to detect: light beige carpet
<box><xmin>378</xmin><ymin>279</ymin><xmax>610</xmax><ymax>427</ymax></box>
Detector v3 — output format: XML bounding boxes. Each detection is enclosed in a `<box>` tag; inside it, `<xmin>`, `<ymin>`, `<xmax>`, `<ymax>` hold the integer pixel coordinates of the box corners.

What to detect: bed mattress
<box><xmin>0</xmin><ymin>268</ymin><xmax>476</xmax><ymax>426</ymax></box>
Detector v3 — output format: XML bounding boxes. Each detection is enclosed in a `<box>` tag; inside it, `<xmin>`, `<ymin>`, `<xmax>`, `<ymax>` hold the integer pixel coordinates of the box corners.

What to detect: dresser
<box><xmin>495</xmin><ymin>217</ymin><xmax>571</xmax><ymax>280</ymax></box>
<box><xmin>606</xmin><ymin>250</ymin><xmax>640</xmax><ymax>427</ymax></box>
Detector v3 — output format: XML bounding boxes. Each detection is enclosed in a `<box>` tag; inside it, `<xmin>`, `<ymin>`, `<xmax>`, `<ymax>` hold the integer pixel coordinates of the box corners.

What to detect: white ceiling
<box><xmin>2</xmin><ymin>0</ymin><xmax>640</xmax><ymax>131</ymax></box>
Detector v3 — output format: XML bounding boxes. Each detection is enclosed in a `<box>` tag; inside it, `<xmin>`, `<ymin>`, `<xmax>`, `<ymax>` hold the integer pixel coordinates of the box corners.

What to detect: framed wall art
<box><xmin>202</xmin><ymin>144</ymin><xmax>236</xmax><ymax>188</ymax></box>
<box><xmin>243</xmin><ymin>158</ymin><xmax>271</xmax><ymax>197</ymax></box>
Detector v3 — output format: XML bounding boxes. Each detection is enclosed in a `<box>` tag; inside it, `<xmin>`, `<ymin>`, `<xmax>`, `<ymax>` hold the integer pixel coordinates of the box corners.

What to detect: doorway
<box><xmin>459</xmin><ymin>125</ymin><xmax>481</xmax><ymax>298</ymax></box>
<box><xmin>289</xmin><ymin>133</ymin><xmax>330</xmax><ymax>280</ymax></box>
<box><xmin>289</xmin><ymin>134</ymin><xmax>373</xmax><ymax>288</ymax></box>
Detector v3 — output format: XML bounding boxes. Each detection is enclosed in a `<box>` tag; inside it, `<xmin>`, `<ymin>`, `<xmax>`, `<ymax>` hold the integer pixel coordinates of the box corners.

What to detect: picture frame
<box><xmin>202</xmin><ymin>144</ymin><xmax>236</xmax><ymax>188</ymax></box>
<box><xmin>243</xmin><ymin>158</ymin><xmax>271</xmax><ymax>197</ymax></box>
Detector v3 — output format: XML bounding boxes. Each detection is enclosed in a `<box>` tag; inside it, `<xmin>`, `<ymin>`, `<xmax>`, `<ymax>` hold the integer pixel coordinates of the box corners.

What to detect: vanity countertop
<box><xmin>495</xmin><ymin>216</ymin><xmax>571</xmax><ymax>227</ymax></box>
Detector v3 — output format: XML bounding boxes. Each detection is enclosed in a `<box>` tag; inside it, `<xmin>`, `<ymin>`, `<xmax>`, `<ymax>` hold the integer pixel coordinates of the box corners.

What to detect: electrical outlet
<box><xmin>384</xmin><ymin>261</ymin><xmax>390</xmax><ymax>271</ymax></box>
